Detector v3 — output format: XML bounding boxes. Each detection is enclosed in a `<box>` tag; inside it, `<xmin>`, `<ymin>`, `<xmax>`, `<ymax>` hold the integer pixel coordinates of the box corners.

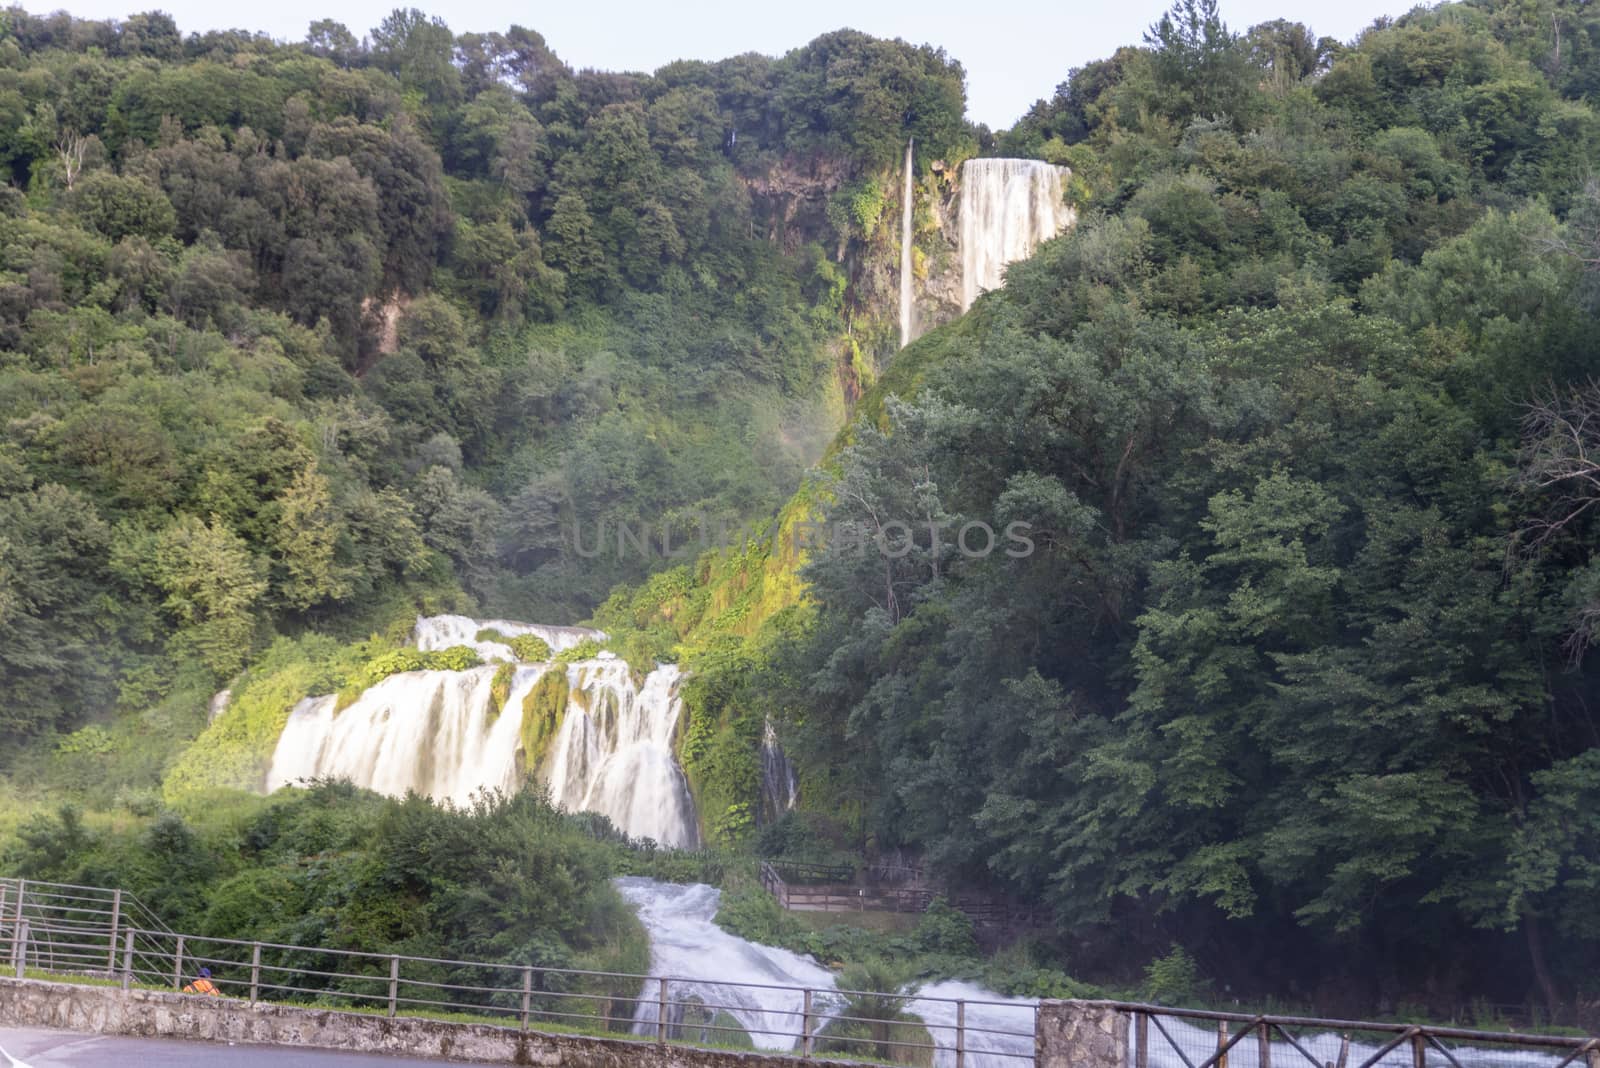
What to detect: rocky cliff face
<box><xmin>739</xmin><ymin>151</ymin><xmax>1000</xmax><ymax>386</ymax></box>
<box><xmin>911</xmin><ymin>159</ymin><xmax>966</xmax><ymax>342</ymax></box>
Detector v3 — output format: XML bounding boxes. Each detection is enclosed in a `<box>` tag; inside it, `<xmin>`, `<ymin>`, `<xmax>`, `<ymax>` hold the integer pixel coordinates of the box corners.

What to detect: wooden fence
<box><xmin>757</xmin><ymin>862</ymin><xmax>1047</xmax><ymax>930</ymax></box>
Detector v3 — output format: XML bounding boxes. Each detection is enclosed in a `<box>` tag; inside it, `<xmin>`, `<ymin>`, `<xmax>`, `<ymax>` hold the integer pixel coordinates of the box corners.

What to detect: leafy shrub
<box><xmin>913</xmin><ymin>897</ymin><xmax>977</xmax><ymax>957</ymax></box>
<box><xmin>712</xmin><ymin>883</ymin><xmax>796</xmax><ymax>945</ymax></box>
<box><xmin>554</xmin><ymin>638</ymin><xmax>605</xmax><ymax>664</ymax></box>
<box><xmin>336</xmin><ymin>644</ymin><xmax>484</xmax><ymax>708</ymax></box>
<box><xmin>508</xmin><ymin>634</ymin><xmax>553</xmax><ymax>661</ymax></box>
<box><xmin>1143</xmin><ymin>944</ymin><xmax>1205</xmax><ymax>1004</ymax></box>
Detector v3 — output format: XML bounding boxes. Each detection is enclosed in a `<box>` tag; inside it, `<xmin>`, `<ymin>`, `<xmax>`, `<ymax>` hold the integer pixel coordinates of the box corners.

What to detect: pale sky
<box><xmin>18</xmin><ymin>0</ymin><xmax>1427</xmax><ymax>128</ymax></box>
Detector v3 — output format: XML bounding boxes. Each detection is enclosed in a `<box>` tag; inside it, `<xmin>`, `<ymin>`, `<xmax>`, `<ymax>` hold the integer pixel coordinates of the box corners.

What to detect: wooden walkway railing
<box><xmin>757</xmin><ymin>862</ymin><xmax>1048</xmax><ymax>930</ymax></box>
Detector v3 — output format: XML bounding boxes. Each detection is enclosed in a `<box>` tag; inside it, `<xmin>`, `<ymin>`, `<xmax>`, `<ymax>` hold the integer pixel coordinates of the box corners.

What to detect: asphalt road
<box><xmin>0</xmin><ymin>1026</ymin><xmax>472</xmax><ymax>1066</ymax></box>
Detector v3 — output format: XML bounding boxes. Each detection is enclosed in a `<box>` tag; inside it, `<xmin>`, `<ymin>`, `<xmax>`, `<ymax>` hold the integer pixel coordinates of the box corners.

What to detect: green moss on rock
<box><xmin>488</xmin><ymin>662</ymin><xmax>516</xmax><ymax>723</ymax></box>
<box><xmin>519</xmin><ymin>669</ymin><xmax>570</xmax><ymax>775</ymax></box>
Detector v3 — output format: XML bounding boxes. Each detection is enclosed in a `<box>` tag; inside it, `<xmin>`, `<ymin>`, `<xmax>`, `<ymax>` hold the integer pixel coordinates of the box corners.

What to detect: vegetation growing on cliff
<box><xmin>518</xmin><ymin>669</ymin><xmax>570</xmax><ymax>774</ymax></box>
<box><xmin>0</xmin><ymin>8</ymin><xmax>970</xmax><ymax>761</ymax></box>
<box><xmin>8</xmin><ymin>0</ymin><xmax>1600</xmax><ymax>1023</ymax></box>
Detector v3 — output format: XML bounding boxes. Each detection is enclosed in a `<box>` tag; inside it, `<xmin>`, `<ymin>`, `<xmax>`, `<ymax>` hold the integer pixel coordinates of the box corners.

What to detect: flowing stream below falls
<box><xmin>617</xmin><ymin>878</ymin><xmax>1038</xmax><ymax>1068</ymax></box>
<box><xmin>615</xmin><ymin>881</ymin><xmax>1571</xmax><ymax>1068</ymax></box>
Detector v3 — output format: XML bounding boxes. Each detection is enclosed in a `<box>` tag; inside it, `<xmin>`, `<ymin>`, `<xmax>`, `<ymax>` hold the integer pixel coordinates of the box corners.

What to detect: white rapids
<box><xmin>266</xmin><ymin>616</ymin><xmax>699</xmax><ymax>848</ymax></box>
<box><xmin>617</xmin><ymin>878</ymin><xmax>1038</xmax><ymax>1068</ymax></box>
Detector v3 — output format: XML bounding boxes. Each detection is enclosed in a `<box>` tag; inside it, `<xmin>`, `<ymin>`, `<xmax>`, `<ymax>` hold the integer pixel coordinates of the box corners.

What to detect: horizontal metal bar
<box><xmin>1107</xmin><ymin>1006</ymin><xmax>1593</xmax><ymax>1050</ymax></box>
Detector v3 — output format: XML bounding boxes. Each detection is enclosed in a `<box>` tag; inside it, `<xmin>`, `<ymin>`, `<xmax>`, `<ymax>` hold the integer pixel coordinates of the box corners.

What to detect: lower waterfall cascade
<box><xmin>266</xmin><ymin>615</ymin><xmax>700</xmax><ymax>848</ymax></box>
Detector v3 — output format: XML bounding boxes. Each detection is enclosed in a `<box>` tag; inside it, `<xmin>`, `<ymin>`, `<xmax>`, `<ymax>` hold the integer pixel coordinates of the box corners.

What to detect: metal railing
<box><xmin>0</xmin><ymin>877</ymin><xmax>173</xmax><ymax>980</ymax></box>
<box><xmin>0</xmin><ymin>875</ymin><xmax>1036</xmax><ymax>1065</ymax></box>
<box><xmin>1113</xmin><ymin>1003</ymin><xmax>1600</xmax><ymax>1068</ymax></box>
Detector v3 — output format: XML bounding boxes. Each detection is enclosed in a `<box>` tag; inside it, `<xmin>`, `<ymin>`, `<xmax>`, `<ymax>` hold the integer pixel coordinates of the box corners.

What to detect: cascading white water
<box><xmin>618</xmin><ymin>878</ymin><xmax>1038</xmax><ymax>1068</ymax></box>
<box><xmin>413</xmin><ymin>612</ymin><xmax>603</xmax><ymax>660</ymax></box>
<box><xmin>759</xmin><ymin>719</ymin><xmax>798</xmax><ymax>819</ymax></box>
<box><xmin>959</xmin><ymin>158</ymin><xmax>1075</xmax><ymax>311</ymax></box>
<box><xmin>619</xmin><ymin>878</ymin><xmax>838</xmax><ymax>1053</ymax></box>
<box><xmin>542</xmin><ymin>661</ymin><xmax>699</xmax><ymax>848</ymax></box>
<box><xmin>266</xmin><ymin>616</ymin><xmax>699</xmax><ymax>848</ymax></box>
<box><xmin>899</xmin><ymin>138</ymin><xmax>916</xmax><ymax>349</ymax></box>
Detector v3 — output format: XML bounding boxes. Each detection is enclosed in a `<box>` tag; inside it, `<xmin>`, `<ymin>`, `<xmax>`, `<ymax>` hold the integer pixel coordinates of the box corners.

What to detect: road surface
<box><xmin>0</xmin><ymin>1025</ymin><xmax>472</xmax><ymax>1066</ymax></box>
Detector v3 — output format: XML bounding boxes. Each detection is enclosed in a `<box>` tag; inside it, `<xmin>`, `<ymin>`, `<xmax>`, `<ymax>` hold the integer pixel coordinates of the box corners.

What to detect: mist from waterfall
<box><xmin>266</xmin><ymin>616</ymin><xmax>699</xmax><ymax>848</ymax></box>
<box><xmin>959</xmin><ymin>158</ymin><xmax>1075</xmax><ymax>311</ymax></box>
<box><xmin>899</xmin><ymin>138</ymin><xmax>915</xmax><ymax>348</ymax></box>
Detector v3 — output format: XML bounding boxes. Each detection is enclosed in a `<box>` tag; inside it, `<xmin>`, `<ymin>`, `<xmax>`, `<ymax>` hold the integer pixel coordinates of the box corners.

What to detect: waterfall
<box><xmin>266</xmin><ymin>616</ymin><xmax>699</xmax><ymax>848</ymax></box>
<box><xmin>959</xmin><ymin>158</ymin><xmax>1075</xmax><ymax>311</ymax></box>
<box><xmin>413</xmin><ymin>612</ymin><xmax>602</xmax><ymax>659</ymax></box>
<box><xmin>759</xmin><ymin>719</ymin><xmax>798</xmax><ymax>820</ymax></box>
<box><xmin>617</xmin><ymin>878</ymin><xmax>1038</xmax><ymax>1067</ymax></box>
<box><xmin>899</xmin><ymin>138</ymin><xmax>915</xmax><ymax>348</ymax></box>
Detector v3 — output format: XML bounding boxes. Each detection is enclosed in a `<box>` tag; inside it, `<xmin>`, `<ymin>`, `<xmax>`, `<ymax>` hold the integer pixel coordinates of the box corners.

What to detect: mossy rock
<box><xmin>487</xmin><ymin>662</ymin><xmax>516</xmax><ymax>723</ymax></box>
<box><xmin>519</xmin><ymin>670</ymin><xmax>570</xmax><ymax>775</ymax></box>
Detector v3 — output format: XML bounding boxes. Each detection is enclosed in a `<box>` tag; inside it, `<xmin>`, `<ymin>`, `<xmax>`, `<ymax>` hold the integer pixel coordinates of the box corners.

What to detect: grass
<box><xmin>787</xmin><ymin>910</ymin><xmax>920</xmax><ymax>936</ymax></box>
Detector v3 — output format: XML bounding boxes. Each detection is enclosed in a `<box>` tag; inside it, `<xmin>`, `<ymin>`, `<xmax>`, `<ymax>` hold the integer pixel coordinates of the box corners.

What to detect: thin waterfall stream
<box><xmin>899</xmin><ymin>138</ymin><xmax>915</xmax><ymax>348</ymax></box>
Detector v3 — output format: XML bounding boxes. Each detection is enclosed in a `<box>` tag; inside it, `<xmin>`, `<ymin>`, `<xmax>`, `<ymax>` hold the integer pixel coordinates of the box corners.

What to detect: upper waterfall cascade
<box><xmin>266</xmin><ymin>615</ymin><xmax>700</xmax><ymax>848</ymax></box>
<box><xmin>958</xmin><ymin>158</ymin><xmax>1074</xmax><ymax>311</ymax></box>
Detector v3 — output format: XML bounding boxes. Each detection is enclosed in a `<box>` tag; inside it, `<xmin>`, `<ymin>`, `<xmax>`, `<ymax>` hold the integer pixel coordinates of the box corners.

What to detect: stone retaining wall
<box><xmin>0</xmin><ymin>978</ymin><xmax>1124</xmax><ymax>1067</ymax></box>
<box><xmin>1036</xmin><ymin>1000</ymin><xmax>1127</xmax><ymax>1068</ymax></box>
<box><xmin>0</xmin><ymin>976</ymin><xmax>821</xmax><ymax>1066</ymax></box>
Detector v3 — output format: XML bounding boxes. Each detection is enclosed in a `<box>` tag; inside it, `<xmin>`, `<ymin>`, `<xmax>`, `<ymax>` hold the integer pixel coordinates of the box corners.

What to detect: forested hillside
<box><xmin>6</xmin><ymin>0</ymin><xmax>1600</xmax><ymax>1025</ymax></box>
<box><xmin>598</xmin><ymin>0</ymin><xmax>1600</xmax><ymax>1017</ymax></box>
<box><xmin>0</xmin><ymin>5</ymin><xmax>968</xmax><ymax>753</ymax></box>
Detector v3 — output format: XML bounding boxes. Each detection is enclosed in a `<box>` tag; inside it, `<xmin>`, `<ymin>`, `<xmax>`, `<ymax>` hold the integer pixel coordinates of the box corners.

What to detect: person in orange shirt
<box><xmin>182</xmin><ymin>966</ymin><xmax>219</xmax><ymax>996</ymax></box>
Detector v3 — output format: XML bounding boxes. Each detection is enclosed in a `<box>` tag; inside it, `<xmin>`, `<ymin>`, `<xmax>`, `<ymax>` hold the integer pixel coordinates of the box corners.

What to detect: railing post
<box><xmin>956</xmin><ymin>999</ymin><xmax>966</xmax><ymax>1068</ymax></box>
<box><xmin>250</xmin><ymin>943</ymin><xmax>261</xmax><ymax>1004</ymax></box>
<box><xmin>657</xmin><ymin>977</ymin><xmax>668</xmax><ymax>1044</ymax></box>
<box><xmin>388</xmin><ymin>955</ymin><xmax>399</xmax><ymax>1018</ymax></box>
<box><xmin>1136</xmin><ymin>1011</ymin><xmax>1150</xmax><ymax>1068</ymax></box>
<box><xmin>521</xmin><ymin>966</ymin><xmax>532</xmax><ymax>1032</ymax></box>
<box><xmin>1411</xmin><ymin>1031</ymin><xmax>1426</xmax><ymax>1068</ymax></box>
<box><xmin>106</xmin><ymin>888</ymin><xmax>122</xmax><ymax>973</ymax></box>
<box><xmin>1258</xmin><ymin>1021</ymin><xmax>1271</xmax><ymax>1068</ymax></box>
<box><xmin>11</xmin><ymin>918</ymin><xmax>26</xmax><ymax>978</ymax></box>
<box><xmin>173</xmin><ymin>935</ymin><xmax>185</xmax><ymax>990</ymax></box>
<box><xmin>1337</xmin><ymin>1034</ymin><xmax>1351</xmax><ymax>1068</ymax></box>
<box><xmin>802</xmin><ymin>988</ymin><xmax>814</xmax><ymax>1058</ymax></box>
<box><xmin>1219</xmin><ymin>1019</ymin><xmax>1230</xmax><ymax>1068</ymax></box>
<box><xmin>120</xmin><ymin>929</ymin><xmax>133</xmax><ymax>990</ymax></box>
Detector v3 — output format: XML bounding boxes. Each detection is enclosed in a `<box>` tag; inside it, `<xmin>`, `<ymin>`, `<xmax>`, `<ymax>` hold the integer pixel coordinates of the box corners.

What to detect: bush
<box><xmin>554</xmin><ymin>638</ymin><xmax>606</xmax><ymax>664</ymax></box>
<box><xmin>1143</xmin><ymin>944</ymin><xmax>1205</xmax><ymax>1004</ymax></box>
<box><xmin>913</xmin><ymin>897</ymin><xmax>977</xmax><ymax>958</ymax></box>
<box><xmin>508</xmin><ymin>634</ymin><xmax>553</xmax><ymax>661</ymax></box>
<box><xmin>712</xmin><ymin>883</ymin><xmax>796</xmax><ymax>945</ymax></box>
